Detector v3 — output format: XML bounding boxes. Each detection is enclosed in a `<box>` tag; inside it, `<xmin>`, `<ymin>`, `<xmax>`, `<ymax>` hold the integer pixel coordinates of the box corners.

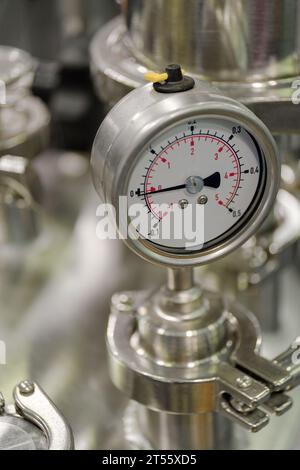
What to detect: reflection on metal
<box><xmin>0</xmin><ymin>46</ymin><xmax>50</xmax><ymax>158</ymax></box>
<box><xmin>0</xmin><ymin>0</ymin><xmax>299</xmax><ymax>452</ymax></box>
<box><xmin>0</xmin><ymin>155</ymin><xmax>42</xmax><ymax>244</ymax></box>
<box><xmin>107</xmin><ymin>277</ymin><xmax>300</xmax><ymax>448</ymax></box>
<box><xmin>1</xmin><ymin>189</ymin><xmax>300</xmax><ymax>449</ymax></box>
<box><xmin>278</xmin><ymin>135</ymin><xmax>300</xmax><ymax>272</ymax></box>
<box><xmin>200</xmin><ymin>190</ymin><xmax>300</xmax><ymax>332</ymax></box>
<box><xmin>125</xmin><ymin>400</ymin><xmax>232</xmax><ymax>450</ymax></box>
<box><xmin>123</xmin><ymin>0</ymin><xmax>300</xmax><ymax>82</ymax></box>
<box><xmin>0</xmin><ymin>381</ymin><xmax>73</xmax><ymax>450</ymax></box>
<box><xmin>90</xmin><ymin>71</ymin><xmax>300</xmax><ymax>449</ymax></box>
<box><xmin>91</xmin><ymin>77</ymin><xmax>280</xmax><ymax>267</ymax></box>
<box><xmin>281</xmin><ymin>136</ymin><xmax>300</xmax><ymax>195</ymax></box>
<box><xmin>90</xmin><ymin>16</ymin><xmax>300</xmax><ymax>134</ymax></box>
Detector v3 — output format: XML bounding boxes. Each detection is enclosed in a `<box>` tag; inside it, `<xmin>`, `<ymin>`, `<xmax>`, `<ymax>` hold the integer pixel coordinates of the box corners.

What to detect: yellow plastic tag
<box><xmin>144</xmin><ymin>72</ymin><xmax>169</xmax><ymax>83</ymax></box>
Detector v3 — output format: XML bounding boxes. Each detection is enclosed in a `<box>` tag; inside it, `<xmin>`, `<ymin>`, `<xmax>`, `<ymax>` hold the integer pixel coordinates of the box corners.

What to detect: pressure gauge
<box><xmin>92</xmin><ymin>66</ymin><xmax>280</xmax><ymax>267</ymax></box>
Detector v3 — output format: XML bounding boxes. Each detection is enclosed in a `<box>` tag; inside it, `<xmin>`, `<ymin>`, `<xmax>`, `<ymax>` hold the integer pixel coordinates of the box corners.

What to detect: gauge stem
<box><xmin>167</xmin><ymin>267</ymin><xmax>194</xmax><ymax>291</ymax></box>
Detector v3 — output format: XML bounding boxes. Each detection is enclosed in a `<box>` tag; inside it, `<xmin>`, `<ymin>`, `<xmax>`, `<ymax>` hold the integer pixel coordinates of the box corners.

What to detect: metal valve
<box><xmin>107</xmin><ymin>270</ymin><xmax>300</xmax><ymax>446</ymax></box>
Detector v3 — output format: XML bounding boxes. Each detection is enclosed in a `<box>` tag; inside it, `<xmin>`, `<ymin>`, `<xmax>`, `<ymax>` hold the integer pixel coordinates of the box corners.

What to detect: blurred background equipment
<box><xmin>0</xmin><ymin>0</ymin><xmax>299</xmax><ymax>450</ymax></box>
<box><xmin>0</xmin><ymin>46</ymin><xmax>49</xmax><ymax>158</ymax></box>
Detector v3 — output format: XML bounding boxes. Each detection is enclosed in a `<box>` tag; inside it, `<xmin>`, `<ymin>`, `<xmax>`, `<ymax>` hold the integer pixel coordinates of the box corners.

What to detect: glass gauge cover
<box><xmin>91</xmin><ymin>79</ymin><xmax>280</xmax><ymax>267</ymax></box>
<box><xmin>127</xmin><ymin>117</ymin><xmax>265</xmax><ymax>254</ymax></box>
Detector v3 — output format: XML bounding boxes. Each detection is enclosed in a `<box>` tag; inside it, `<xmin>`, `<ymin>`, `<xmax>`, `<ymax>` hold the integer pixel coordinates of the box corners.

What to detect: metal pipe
<box><xmin>167</xmin><ymin>267</ymin><xmax>194</xmax><ymax>291</ymax></box>
<box><xmin>135</xmin><ymin>404</ymin><xmax>233</xmax><ymax>450</ymax></box>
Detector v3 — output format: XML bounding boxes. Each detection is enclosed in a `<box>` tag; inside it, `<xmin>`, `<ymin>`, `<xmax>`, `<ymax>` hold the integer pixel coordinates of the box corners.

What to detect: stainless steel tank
<box><xmin>123</xmin><ymin>0</ymin><xmax>300</xmax><ymax>82</ymax></box>
<box><xmin>90</xmin><ymin>0</ymin><xmax>300</xmax><ymax>131</ymax></box>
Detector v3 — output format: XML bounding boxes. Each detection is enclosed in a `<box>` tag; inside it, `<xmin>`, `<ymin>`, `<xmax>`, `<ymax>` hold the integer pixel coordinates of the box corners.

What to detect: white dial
<box><xmin>126</xmin><ymin>117</ymin><xmax>265</xmax><ymax>253</ymax></box>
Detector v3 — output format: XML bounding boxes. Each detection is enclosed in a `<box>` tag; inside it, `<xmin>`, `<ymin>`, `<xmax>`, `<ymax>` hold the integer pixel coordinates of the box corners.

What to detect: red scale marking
<box><xmin>145</xmin><ymin>134</ymin><xmax>241</xmax><ymax>218</ymax></box>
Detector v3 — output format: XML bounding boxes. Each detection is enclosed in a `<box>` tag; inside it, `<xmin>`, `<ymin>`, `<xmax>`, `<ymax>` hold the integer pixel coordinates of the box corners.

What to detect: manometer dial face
<box><xmin>126</xmin><ymin>117</ymin><xmax>265</xmax><ymax>253</ymax></box>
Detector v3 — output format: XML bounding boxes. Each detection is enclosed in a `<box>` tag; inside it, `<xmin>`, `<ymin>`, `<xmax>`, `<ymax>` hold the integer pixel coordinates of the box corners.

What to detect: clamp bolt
<box><xmin>119</xmin><ymin>294</ymin><xmax>133</xmax><ymax>306</ymax></box>
<box><xmin>236</xmin><ymin>376</ymin><xmax>253</xmax><ymax>389</ymax></box>
<box><xmin>18</xmin><ymin>380</ymin><xmax>35</xmax><ymax>396</ymax></box>
<box><xmin>113</xmin><ymin>293</ymin><xmax>134</xmax><ymax>313</ymax></box>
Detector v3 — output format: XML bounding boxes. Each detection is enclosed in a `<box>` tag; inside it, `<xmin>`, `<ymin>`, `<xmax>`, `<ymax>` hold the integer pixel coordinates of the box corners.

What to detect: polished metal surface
<box><xmin>0</xmin><ymin>381</ymin><xmax>73</xmax><ymax>450</ymax></box>
<box><xmin>0</xmin><ymin>1</ymin><xmax>299</xmax><ymax>452</ymax></box>
<box><xmin>200</xmin><ymin>189</ymin><xmax>300</xmax><ymax>332</ymax></box>
<box><xmin>107</xmin><ymin>272</ymin><xmax>300</xmax><ymax>446</ymax></box>
<box><xmin>167</xmin><ymin>267</ymin><xmax>194</xmax><ymax>291</ymax></box>
<box><xmin>0</xmin><ymin>155</ymin><xmax>41</xmax><ymax>244</ymax></box>
<box><xmin>90</xmin><ymin>17</ymin><xmax>300</xmax><ymax>134</ymax></box>
<box><xmin>91</xmin><ymin>70</ymin><xmax>297</xmax><ymax>447</ymax></box>
<box><xmin>280</xmin><ymin>136</ymin><xmax>300</xmax><ymax>194</ymax></box>
<box><xmin>279</xmin><ymin>135</ymin><xmax>300</xmax><ymax>271</ymax></box>
<box><xmin>0</xmin><ymin>415</ymin><xmax>47</xmax><ymax>450</ymax></box>
<box><xmin>0</xmin><ymin>46</ymin><xmax>50</xmax><ymax>159</ymax></box>
<box><xmin>130</xmin><ymin>404</ymin><xmax>232</xmax><ymax>450</ymax></box>
<box><xmin>1</xmin><ymin>180</ymin><xmax>300</xmax><ymax>449</ymax></box>
<box><xmin>14</xmin><ymin>381</ymin><xmax>74</xmax><ymax>450</ymax></box>
<box><xmin>131</xmin><ymin>285</ymin><xmax>230</xmax><ymax>366</ymax></box>
<box><xmin>0</xmin><ymin>97</ymin><xmax>50</xmax><ymax>159</ymax></box>
<box><xmin>0</xmin><ymin>46</ymin><xmax>35</xmax><ymax>98</ymax></box>
<box><xmin>123</xmin><ymin>0</ymin><xmax>300</xmax><ymax>82</ymax></box>
<box><xmin>0</xmin><ymin>145</ymin><xmax>164</xmax><ymax>449</ymax></box>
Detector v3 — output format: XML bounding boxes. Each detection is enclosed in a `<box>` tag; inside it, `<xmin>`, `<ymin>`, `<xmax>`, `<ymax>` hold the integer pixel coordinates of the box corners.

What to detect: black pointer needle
<box><xmin>140</xmin><ymin>172</ymin><xmax>221</xmax><ymax>197</ymax></box>
<box><xmin>141</xmin><ymin>183</ymin><xmax>186</xmax><ymax>196</ymax></box>
<box><xmin>203</xmin><ymin>172</ymin><xmax>221</xmax><ymax>189</ymax></box>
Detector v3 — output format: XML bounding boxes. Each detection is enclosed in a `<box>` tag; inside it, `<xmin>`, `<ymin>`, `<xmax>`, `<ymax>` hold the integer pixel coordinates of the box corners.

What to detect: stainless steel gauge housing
<box><xmin>91</xmin><ymin>79</ymin><xmax>280</xmax><ymax>267</ymax></box>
